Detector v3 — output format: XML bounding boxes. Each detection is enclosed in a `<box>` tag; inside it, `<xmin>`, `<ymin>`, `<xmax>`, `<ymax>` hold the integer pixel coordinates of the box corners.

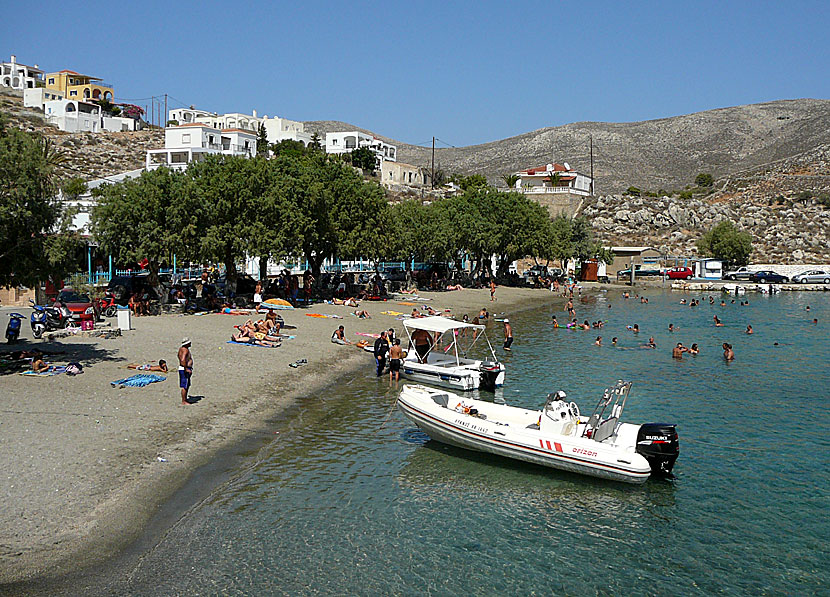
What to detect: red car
<box><xmin>666</xmin><ymin>267</ymin><xmax>693</xmax><ymax>280</ymax></box>
<box><xmin>53</xmin><ymin>288</ymin><xmax>100</xmax><ymax>321</ymax></box>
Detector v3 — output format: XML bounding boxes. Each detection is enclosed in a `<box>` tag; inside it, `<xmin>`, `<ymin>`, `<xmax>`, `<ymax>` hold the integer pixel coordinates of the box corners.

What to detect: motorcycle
<box><xmin>5</xmin><ymin>313</ymin><xmax>24</xmax><ymax>343</ymax></box>
<box><xmin>30</xmin><ymin>299</ymin><xmax>71</xmax><ymax>339</ymax></box>
<box><xmin>98</xmin><ymin>294</ymin><xmax>119</xmax><ymax>318</ymax></box>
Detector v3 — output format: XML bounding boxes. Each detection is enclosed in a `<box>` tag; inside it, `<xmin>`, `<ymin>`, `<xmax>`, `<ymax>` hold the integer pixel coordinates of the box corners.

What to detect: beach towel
<box><xmin>110</xmin><ymin>373</ymin><xmax>166</xmax><ymax>387</ymax></box>
<box><xmin>226</xmin><ymin>340</ymin><xmax>280</xmax><ymax>348</ymax></box>
<box><xmin>355</xmin><ymin>332</ymin><xmax>380</xmax><ymax>338</ymax></box>
<box><xmin>305</xmin><ymin>313</ymin><xmax>343</xmax><ymax>319</ymax></box>
<box><xmin>19</xmin><ymin>366</ymin><xmax>66</xmax><ymax>377</ymax></box>
<box><xmin>380</xmin><ymin>311</ymin><xmax>404</xmax><ymax>316</ymax></box>
<box><xmin>397</xmin><ymin>302</ymin><xmax>417</xmax><ymax>306</ymax></box>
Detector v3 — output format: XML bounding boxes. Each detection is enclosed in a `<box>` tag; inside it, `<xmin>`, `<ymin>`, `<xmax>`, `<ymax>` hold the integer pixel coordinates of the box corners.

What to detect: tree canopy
<box><xmin>696</xmin><ymin>220</ymin><xmax>752</xmax><ymax>265</ymax></box>
<box><xmin>0</xmin><ymin>120</ymin><xmax>83</xmax><ymax>286</ymax></box>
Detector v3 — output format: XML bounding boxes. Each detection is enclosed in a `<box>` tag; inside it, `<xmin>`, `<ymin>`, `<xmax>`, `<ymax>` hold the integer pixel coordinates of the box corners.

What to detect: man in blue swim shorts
<box><xmin>178</xmin><ymin>337</ymin><xmax>193</xmax><ymax>405</ymax></box>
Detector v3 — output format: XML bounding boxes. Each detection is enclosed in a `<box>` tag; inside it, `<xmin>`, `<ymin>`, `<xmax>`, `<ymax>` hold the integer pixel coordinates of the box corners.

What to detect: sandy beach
<box><xmin>0</xmin><ymin>285</ymin><xmax>565</xmax><ymax>585</ymax></box>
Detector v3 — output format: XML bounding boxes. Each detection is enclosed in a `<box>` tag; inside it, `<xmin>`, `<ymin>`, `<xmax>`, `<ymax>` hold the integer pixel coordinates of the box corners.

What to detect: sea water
<box><xmin>118</xmin><ymin>290</ymin><xmax>829</xmax><ymax>595</ymax></box>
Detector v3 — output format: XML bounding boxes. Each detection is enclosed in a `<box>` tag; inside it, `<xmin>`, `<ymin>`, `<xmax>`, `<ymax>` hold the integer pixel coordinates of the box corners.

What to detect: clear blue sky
<box><xmin>3</xmin><ymin>0</ymin><xmax>829</xmax><ymax>146</ymax></box>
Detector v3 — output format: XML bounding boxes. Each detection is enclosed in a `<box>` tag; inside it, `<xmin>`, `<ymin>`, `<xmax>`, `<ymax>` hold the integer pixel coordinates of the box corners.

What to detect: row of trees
<box><xmin>91</xmin><ymin>151</ymin><xmax>611</xmax><ymax>287</ymax></box>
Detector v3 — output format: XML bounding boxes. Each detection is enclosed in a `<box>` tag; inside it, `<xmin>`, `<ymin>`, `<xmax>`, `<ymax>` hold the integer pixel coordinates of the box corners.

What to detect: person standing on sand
<box><xmin>503</xmin><ymin>319</ymin><xmax>513</xmax><ymax>351</ymax></box>
<box><xmin>490</xmin><ymin>279</ymin><xmax>497</xmax><ymax>301</ymax></box>
<box><xmin>178</xmin><ymin>338</ymin><xmax>194</xmax><ymax>405</ymax></box>
<box><xmin>374</xmin><ymin>330</ymin><xmax>389</xmax><ymax>377</ymax></box>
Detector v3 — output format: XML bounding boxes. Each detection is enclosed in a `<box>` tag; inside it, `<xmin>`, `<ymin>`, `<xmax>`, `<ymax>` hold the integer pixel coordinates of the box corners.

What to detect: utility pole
<box><xmin>164</xmin><ymin>93</ymin><xmax>167</xmax><ymax>127</ymax></box>
<box><xmin>590</xmin><ymin>134</ymin><xmax>595</xmax><ymax>196</ymax></box>
<box><xmin>431</xmin><ymin>136</ymin><xmax>435</xmax><ymax>189</ymax></box>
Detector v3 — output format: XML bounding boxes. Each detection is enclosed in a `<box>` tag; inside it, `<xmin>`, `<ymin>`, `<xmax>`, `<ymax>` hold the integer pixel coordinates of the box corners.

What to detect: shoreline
<box><xmin>0</xmin><ymin>286</ymin><xmax>567</xmax><ymax>590</ymax></box>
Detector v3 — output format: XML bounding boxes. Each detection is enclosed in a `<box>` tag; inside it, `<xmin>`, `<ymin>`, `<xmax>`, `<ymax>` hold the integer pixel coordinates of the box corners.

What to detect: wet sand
<box><xmin>0</xmin><ymin>286</ymin><xmax>565</xmax><ymax>586</ymax></box>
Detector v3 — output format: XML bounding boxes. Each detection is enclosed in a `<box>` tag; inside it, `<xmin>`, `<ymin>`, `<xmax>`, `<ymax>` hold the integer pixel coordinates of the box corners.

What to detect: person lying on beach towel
<box><xmin>128</xmin><ymin>360</ymin><xmax>168</xmax><ymax>372</ymax></box>
<box><xmin>231</xmin><ymin>327</ymin><xmax>281</xmax><ymax>347</ymax></box>
<box><xmin>31</xmin><ymin>355</ymin><xmax>50</xmax><ymax>373</ymax></box>
<box><xmin>353</xmin><ymin>309</ymin><xmax>371</xmax><ymax>319</ymax></box>
<box><xmin>332</xmin><ymin>297</ymin><xmax>359</xmax><ymax>307</ymax></box>
<box><xmin>222</xmin><ymin>307</ymin><xmax>251</xmax><ymax>315</ymax></box>
<box><xmin>446</xmin><ymin>284</ymin><xmax>463</xmax><ymax>291</ymax></box>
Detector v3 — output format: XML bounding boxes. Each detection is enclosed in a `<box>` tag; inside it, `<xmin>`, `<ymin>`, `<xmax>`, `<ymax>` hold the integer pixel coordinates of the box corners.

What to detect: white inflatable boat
<box><xmin>397</xmin><ymin>381</ymin><xmax>679</xmax><ymax>484</ymax></box>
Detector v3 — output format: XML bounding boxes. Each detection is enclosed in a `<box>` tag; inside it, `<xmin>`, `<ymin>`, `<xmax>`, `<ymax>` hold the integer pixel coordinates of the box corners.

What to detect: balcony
<box><xmin>519</xmin><ymin>185</ymin><xmax>590</xmax><ymax>196</ymax></box>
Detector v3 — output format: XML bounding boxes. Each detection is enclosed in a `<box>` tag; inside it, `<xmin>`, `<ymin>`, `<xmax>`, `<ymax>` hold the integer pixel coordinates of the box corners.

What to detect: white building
<box><xmin>146</xmin><ymin>124</ymin><xmax>257</xmax><ymax>171</ymax></box>
<box><xmin>515</xmin><ymin>162</ymin><xmax>592</xmax><ymax>196</ymax></box>
<box><xmin>23</xmin><ymin>87</ymin><xmax>65</xmax><ymax>108</ymax></box>
<box><xmin>325</xmin><ymin>131</ymin><xmax>396</xmax><ymax>163</ymax></box>
<box><xmin>380</xmin><ymin>161</ymin><xmax>427</xmax><ymax>187</ymax></box>
<box><xmin>101</xmin><ymin>116</ymin><xmax>136</xmax><ymax>132</ymax></box>
<box><xmin>169</xmin><ymin>107</ymin><xmax>312</xmax><ymax>146</ymax></box>
<box><xmin>1</xmin><ymin>55</ymin><xmax>44</xmax><ymax>90</ymax></box>
<box><xmin>44</xmin><ymin>99</ymin><xmax>102</xmax><ymax>133</ymax></box>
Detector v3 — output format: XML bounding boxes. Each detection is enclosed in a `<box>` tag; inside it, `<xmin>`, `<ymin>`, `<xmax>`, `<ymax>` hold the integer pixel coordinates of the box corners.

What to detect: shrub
<box><xmin>695</xmin><ymin>173</ymin><xmax>714</xmax><ymax>187</ymax></box>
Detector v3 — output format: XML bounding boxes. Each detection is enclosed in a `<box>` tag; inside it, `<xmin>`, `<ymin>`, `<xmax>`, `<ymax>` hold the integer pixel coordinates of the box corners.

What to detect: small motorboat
<box><xmin>400</xmin><ymin>316</ymin><xmax>504</xmax><ymax>391</ymax></box>
<box><xmin>397</xmin><ymin>380</ymin><xmax>678</xmax><ymax>484</ymax></box>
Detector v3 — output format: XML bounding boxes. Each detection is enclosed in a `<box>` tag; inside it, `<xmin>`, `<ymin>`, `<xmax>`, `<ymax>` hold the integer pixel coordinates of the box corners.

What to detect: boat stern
<box><xmin>635</xmin><ymin>423</ymin><xmax>679</xmax><ymax>477</ymax></box>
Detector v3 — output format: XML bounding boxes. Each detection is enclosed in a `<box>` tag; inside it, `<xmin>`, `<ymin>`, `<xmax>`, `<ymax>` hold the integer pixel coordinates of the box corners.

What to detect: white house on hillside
<box><xmin>514</xmin><ymin>162</ymin><xmax>593</xmax><ymax>196</ymax></box>
<box><xmin>146</xmin><ymin>124</ymin><xmax>257</xmax><ymax>171</ymax></box>
<box><xmin>168</xmin><ymin>108</ymin><xmax>312</xmax><ymax>146</ymax></box>
<box><xmin>44</xmin><ymin>99</ymin><xmax>102</xmax><ymax>133</ymax></box>
<box><xmin>24</xmin><ymin>87</ymin><xmax>65</xmax><ymax>108</ymax></box>
<box><xmin>1</xmin><ymin>55</ymin><xmax>44</xmax><ymax>90</ymax></box>
<box><xmin>325</xmin><ymin>131</ymin><xmax>396</xmax><ymax>163</ymax></box>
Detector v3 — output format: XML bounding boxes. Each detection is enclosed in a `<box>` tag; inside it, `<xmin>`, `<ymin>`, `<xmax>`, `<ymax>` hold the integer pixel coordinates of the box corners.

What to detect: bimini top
<box><xmin>402</xmin><ymin>315</ymin><xmax>484</xmax><ymax>334</ymax></box>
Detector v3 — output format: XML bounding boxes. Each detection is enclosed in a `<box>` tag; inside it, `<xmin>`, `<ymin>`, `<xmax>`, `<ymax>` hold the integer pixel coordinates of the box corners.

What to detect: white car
<box><xmin>791</xmin><ymin>270</ymin><xmax>830</xmax><ymax>284</ymax></box>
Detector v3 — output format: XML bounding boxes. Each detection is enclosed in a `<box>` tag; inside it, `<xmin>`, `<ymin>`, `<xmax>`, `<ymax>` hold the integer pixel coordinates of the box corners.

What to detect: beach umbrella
<box><xmin>260</xmin><ymin>298</ymin><xmax>294</xmax><ymax>310</ymax></box>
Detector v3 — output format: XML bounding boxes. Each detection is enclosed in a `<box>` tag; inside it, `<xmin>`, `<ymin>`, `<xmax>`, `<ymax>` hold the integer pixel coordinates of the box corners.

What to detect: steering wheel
<box><xmin>569</xmin><ymin>402</ymin><xmax>580</xmax><ymax>418</ymax></box>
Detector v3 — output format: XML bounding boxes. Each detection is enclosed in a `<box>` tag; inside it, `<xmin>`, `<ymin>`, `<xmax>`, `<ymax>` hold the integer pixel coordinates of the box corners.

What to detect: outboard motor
<box><xmin>5</xmin><ymin>313</ymin><xmax>24</xmax><ymax>343</ymax></box>
<box><xmin>636</xmin><ymin>423</ymin><xmax>679</xmax><ymax>477</ymax></box>
<box><xmin>478</xmin><ymin>363</ymin><xmax>500</xmax><ymax>391</ymax></box>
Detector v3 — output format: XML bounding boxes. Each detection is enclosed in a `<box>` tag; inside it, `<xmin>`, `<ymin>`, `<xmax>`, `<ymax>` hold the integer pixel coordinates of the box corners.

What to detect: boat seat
<box><xmin>430</xmin><ymin>393</ymin><xmax>449</xmax><ymax>408</ymax></box>
<box><xmin>593</xmin><ymin>417</ymin><xmax>618</xmax><ymax>442</ymax></box>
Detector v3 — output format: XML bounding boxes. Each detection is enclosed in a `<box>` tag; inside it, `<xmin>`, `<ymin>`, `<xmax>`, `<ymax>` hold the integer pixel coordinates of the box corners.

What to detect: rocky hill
<box><xmin>306</xmin><ymin>99</ymin><xmax>830</xmax><ymax>193</ymax></box>
<box><xmin>0</xmin><ymin>87</ymin><xmax>161</xmax><ymax>181</ymax></box>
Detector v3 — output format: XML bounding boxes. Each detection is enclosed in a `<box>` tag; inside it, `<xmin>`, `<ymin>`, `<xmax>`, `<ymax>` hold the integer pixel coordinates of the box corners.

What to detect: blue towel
<box><xmin>111</xmin><ymin>374</ymin><xmax>167</xmax><ymax>388</ymax></box>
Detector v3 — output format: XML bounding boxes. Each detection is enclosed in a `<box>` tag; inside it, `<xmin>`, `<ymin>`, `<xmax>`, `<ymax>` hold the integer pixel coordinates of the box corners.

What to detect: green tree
<box><xmin>309</xmin><ymin>132</ymin><xmax>323</xmax><ymax>152</ymax></box>
<box><xmin>62</xmin><ymin>177</ymin><xmax>88</xmax><ymax>200</ymax></box>
<box><xmin>347</xmin><ymin>146</ymin><xmax>377</xmax><ymax>174</ymax></box>
<box><xmin>501</xmin><ymin>173</ymin><xmax>519</xmax><ymax>189</ymax></box>
<box><xmin>624</xmin><ymin>186</ymin><xmax>641</xmax><ymax>196</ymax></box>
<box><xmin>696</xmin><ymin>220</ymin><xmax>752</xmax><ymax>266</ymax></box>
<box><xmin>0</xmin><ymin>120</ymin><xmax>83</xmax><ymax>287</ymax></box>
<box><xmin>92</xmin><ymin>167</ymin><xmax>189</xmax><ymax>291</ymax></box>
<box><xmin>459</xmin><ymin>174</ymin><xmax>488</xmax><ymax>191</ymax></box>
<box><xmin>257</xmin><ymin>123</ymin><xmax>269</xmax><ymax>157</ymax></box>
<box><xmin>695</xmin><ymin>173</ymin><xmax>714</xmax><ymax>187</ymax></box>
<box><xmin>546</xmin><ymin>172</ymin><xmax>562</xmax><ymax>187</ymax></box>
<box><xmin>270</xmin><ymin>139</ymin><xmax>307</xmax><ymax>158</ymax></box>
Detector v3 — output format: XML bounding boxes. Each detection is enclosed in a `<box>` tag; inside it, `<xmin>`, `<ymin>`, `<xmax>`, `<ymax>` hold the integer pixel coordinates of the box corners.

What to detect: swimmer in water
<box><xmin>688</xmin><ymin>343</ymin><xmax>699</xmax><ymax>355</ymax></box>
<box><xmin>668</xmin><ymin>323</ymin><xmax>675</xmax><ymax>332</ymax></box>
<box><xmin>645</xmin><ymin>336</ymin><xmax>656</xmax><ymax>348</ymax></box>
<box><xmin>746</xmin><ymin>325</ymin><xmax>753</xmax><ymax>334</ymax></box>
<box><xmin>714</xmin><ymin>315</ymin><xmax>724</xmax><ymax>327</ymax></box>
<box><xmin>611</xmin><ymin>337</ymin><xmax>618</xmax><ymax>346</ymax></box>
<box><xmin>672</xmin><ymin>342</ymin><xmax>687</xmax><ymax>359</ymax></box>
<box><xmin>595</xmin><ymin>336</ymin><xmax>602</xmax><ymax>346</ymax></box>
<box><xmin>722</xmin><ymin>342</ymin><xmax>735</xmax><ymax>361</ymax></box>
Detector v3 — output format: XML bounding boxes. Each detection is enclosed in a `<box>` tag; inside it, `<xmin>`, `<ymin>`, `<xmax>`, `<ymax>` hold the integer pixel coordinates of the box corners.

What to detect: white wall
<box><xmin>102</xmin><ymin>116</ymin><xmax>135</xmax><ymax>132</ymax></box>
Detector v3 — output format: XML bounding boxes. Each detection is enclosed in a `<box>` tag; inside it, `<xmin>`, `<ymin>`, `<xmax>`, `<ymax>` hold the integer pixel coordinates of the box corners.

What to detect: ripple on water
<box><xmin>123</xmin><ymin>290</ymin><xmax>830</xmax><ymax>595</ymax></box>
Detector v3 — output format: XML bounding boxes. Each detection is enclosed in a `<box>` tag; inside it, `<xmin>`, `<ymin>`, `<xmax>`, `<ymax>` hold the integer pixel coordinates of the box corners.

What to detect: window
<box><xmin>48</xmin><ymin>77</ymin><xmax>54</xmax><ymax>85</ymax></box>
<box><xmin>70</xmin><ymin>90</ymin><xmax>77</xmax><ymax>96</ymax></box>
<box><xmin>181</xmin><ymin>134</ymin><xmax>191</xmax><ymax>143</ymax></box>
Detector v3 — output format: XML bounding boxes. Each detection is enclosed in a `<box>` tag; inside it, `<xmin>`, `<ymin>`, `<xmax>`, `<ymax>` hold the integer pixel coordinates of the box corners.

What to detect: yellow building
<box><xmin>44</xmin><ymin>69</ymin><xmax>113</xmax><ymax>101</ymax></box>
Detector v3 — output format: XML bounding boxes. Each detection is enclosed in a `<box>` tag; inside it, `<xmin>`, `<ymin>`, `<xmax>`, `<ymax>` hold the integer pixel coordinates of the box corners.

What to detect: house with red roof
<box><xmin>513</xmin><ymin>162</ymin><xmax>593</xmax><ymax>197</ymax></box>
<box><xmin>44</xmin><ymin>68</ymin><xmax>113</xmax><ymax>102</ymax></box>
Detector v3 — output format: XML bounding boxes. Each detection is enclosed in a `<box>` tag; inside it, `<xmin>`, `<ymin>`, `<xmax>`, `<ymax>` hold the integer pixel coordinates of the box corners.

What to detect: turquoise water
<box><xmin>119</xmin><ymin>290</ymin><xmax>829</xmax><ymax>595</ymax></box>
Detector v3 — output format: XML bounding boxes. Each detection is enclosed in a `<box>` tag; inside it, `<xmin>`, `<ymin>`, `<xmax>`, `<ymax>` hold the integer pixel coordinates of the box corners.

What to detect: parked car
<box><xmin>215</xmin><ymin>274</ymin><xmax>259</xmax><ymax>305</ymax></box>
<box><xmin>106</xmin><ymin>274</ymin><xmax>161</xmax><ymax>306</ymax></box>
<box><xmin>53</xmin><ymin>288</ymin><xmax>99</xmax><ymax>321</ymax></box>
<box><xmin>616</xmin><ymin>265</ymin><xmax>663</xmax><ymax>279</ymax></box>
<box><xmin>666</xmin><ymin>267</ymin><xmax>694</xmax><ymax>280</ymax></box>
<box><xmin>791</xmin><ymin>270</ymin><xmax>830</xmax><ymax>284</ymax></box>
<box><xmin>381</xmin><ymin>267</ymin><xmax>408</xmax><ymax>283</ymax></box>
<box><xmin>749</xmin><ymin>270</ymin><xmax>789</xmax><ymax>284</ymax></box>
<box><xmin>723</xmin><ymin>266</ymin><xmax>752</xmax><ymax>281</ymax></box>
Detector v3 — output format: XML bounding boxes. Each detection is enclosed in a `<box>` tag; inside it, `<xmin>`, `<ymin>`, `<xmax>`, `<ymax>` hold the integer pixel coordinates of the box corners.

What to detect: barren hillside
<box><xmin>306</xmin><ymin>99</ymin><xmax>830</xmax><ymax>193</ymax></box>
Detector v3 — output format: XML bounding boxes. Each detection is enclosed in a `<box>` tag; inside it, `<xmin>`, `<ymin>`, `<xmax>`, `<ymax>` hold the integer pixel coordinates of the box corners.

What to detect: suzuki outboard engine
<box><xmin>636</xmin><ymin>423</ymin><xmax>679</xmax><ymax>477</ymax></box>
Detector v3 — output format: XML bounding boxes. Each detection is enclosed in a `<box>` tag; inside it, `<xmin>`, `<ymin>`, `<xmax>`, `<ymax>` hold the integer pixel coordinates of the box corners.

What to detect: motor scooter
<box><xmin>5</xmin><ymin>313</ymin><xmax>24</xmax><ymax>343</ymax></box>
<box><xmin>98</xmin><ymin>293</ymin><xmax>118</xmax><ymax>318</ymax></box>
<box><xmin>30</xmin><ymin>299</ymin><xmax>70</xmax><ymax>339</ymax></box>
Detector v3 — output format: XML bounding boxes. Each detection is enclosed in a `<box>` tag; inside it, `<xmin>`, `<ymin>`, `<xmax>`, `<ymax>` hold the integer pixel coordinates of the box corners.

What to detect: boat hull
<box><xmin>397</xmin><ymin>386</ymin><xmax>651</xmax><ymax>484</ymax></box>
<box><xmin>400</xmin><ymin>361</ymin><xmax>505</xmax><ymax>392</ymax></box>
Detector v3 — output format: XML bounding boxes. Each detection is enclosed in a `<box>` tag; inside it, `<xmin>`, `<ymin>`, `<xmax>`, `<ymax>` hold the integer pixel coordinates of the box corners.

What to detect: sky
<box><xmin>3</xmin><ymin>0</ymin><xmax>830</xmax><ymax>147</ymax></box>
